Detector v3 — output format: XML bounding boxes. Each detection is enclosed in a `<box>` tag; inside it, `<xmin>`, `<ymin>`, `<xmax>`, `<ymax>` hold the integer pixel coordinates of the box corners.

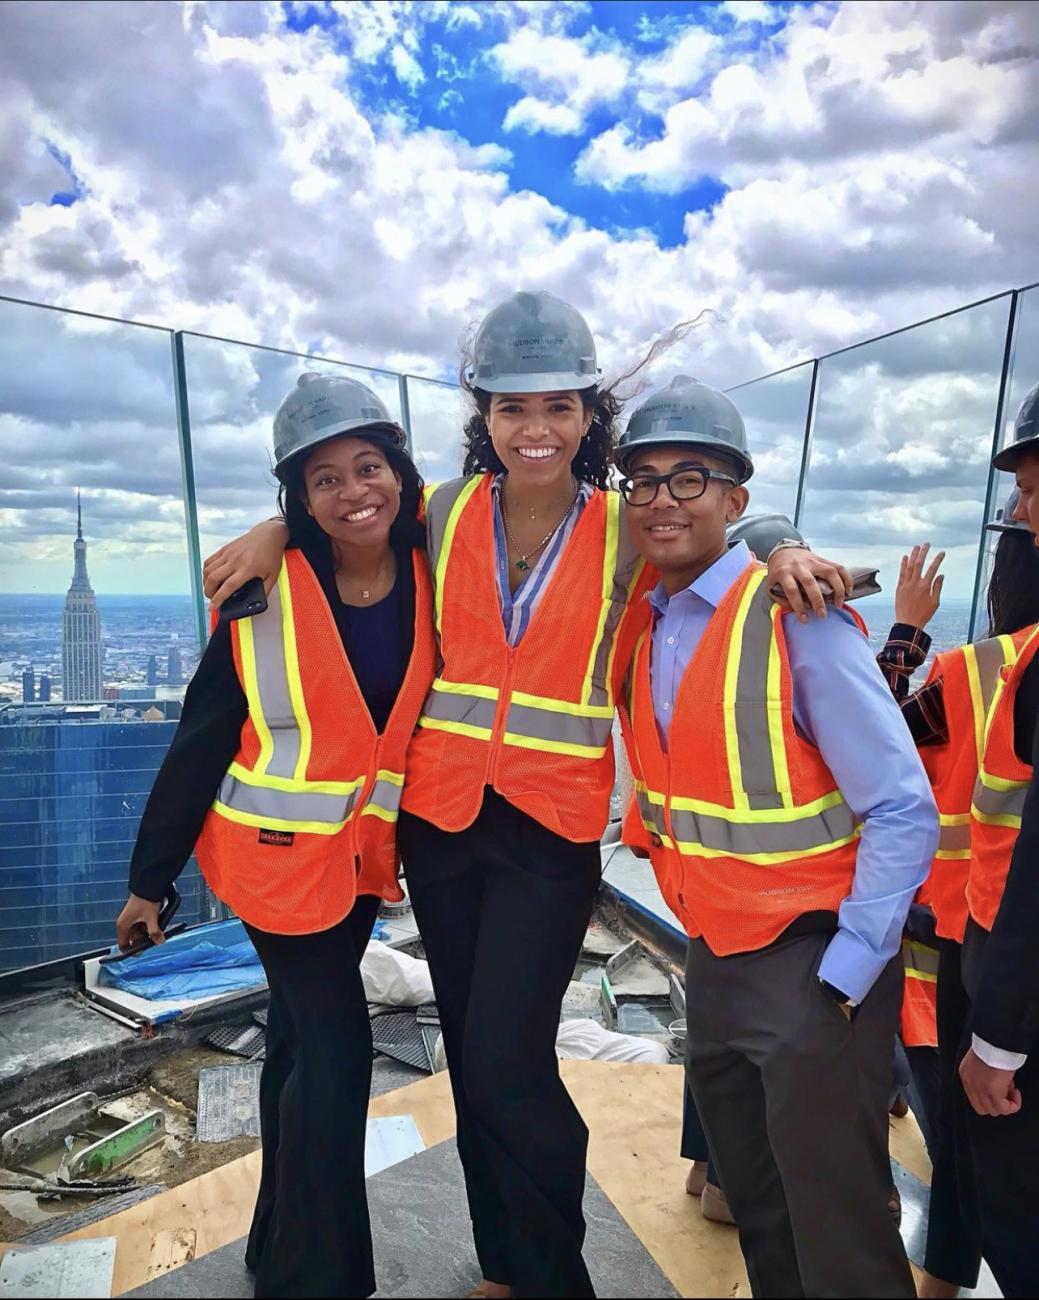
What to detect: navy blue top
<box><xmin>340</xmin><ymin>580</ymin><xmax>406</xmax><ymax>733</ymax></box>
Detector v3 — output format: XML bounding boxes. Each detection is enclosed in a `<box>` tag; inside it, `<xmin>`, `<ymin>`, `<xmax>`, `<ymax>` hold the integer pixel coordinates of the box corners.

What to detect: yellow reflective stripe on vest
<box><xmin>226</xmin><ymin>760</ymin><xmax>363</xmax><ymax>798</ymax></box>
<box><xmin>635</xmin><ymin>784</ymin><xmax>675</xmax><ymax>849</ymax></box>
<box><xmin>902</xmin><ymin>937</ymin><xmax>939</xmax><ymax>983</ymax></box>
<box><xmin>360</xmin><ymin>769</ymin><xmax>405</xmax><ymax>823</ymax></box>
<box><xmin>964</xmin><ymin>634</ymin><xmax>1016</xmax><ymax>766</ymax></box>
<box><xmin>723</xmin><ymin>571</ymin><xmax>796</xmax><ymax>813</ymax></box>
<box><xmin>429</xmin><ymin>477</ymin><xmax>483</xmax><ymax>638</ymax></box>
<box><xmin>581</xmin><ymin>494</ymin><xmax>646</xmax><ymax>710</ymax></box>
<box><xmin>277</xmin><ymin>566</ymin><xmax>312</xmax><ymax>782</ymax></box>
<box><xmin>936</xmin><ymin>813</ymin><xmax>972</xmax><ymax>859</ymax></box>
<box><xmin>240</xmin><ymin>570</ymin><xmax>309</xmax><ymax>781</ymax></box>
<box><xmin>418</xmin><ymin>678</ymin><xmax>499</xmax><ymax>740</ymax></box>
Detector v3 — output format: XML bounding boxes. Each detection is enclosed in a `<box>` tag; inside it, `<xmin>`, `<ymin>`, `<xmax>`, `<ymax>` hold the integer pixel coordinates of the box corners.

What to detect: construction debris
<box><xmin>0</xmin><ymin>1238</ymin><xmax>117</xmax><ymax>1298</ymax></box>
<box><xmin>196</xmin><ymin>1065</ymin><xmax>261</xmax><ymax>1142</ymax></box>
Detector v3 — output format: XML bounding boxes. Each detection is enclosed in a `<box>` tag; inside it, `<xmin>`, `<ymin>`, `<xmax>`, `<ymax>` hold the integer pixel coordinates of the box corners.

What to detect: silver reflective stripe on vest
<box><xmin>972</xmin><ymin>779</ymin><xmax>1027</xmax><ymax>823</ymax></box>
<box><xmin>362</xmin><ymin>774</ymin><xmax>404</xmax><ymax>819</ymax></box>
<box><xmin>504</xmin><ymin>701</ymin><xmax>613</xmax><ymax>754</ymax></box>
<box><xmin>902</xmin><ymin>938</ymin><xmax>939</xmax><ymax>980</ymax></box>
<box><xmin>937</xmin><ymin>818</ymin><xmax>972</xmax><ymax>854</ymax></box>
<box><xmin>419</xmin><ymin>682</ymin><xmax>499</xmax><ymax>733</ymax></box>
<box><xmin>668</xmin><ymin>798</ymin><xmax>857</xmax><ymax>857</ymax></box>
<box><xmin>973</xmin><ymin>636</ymin><xmax>1011</xmax><ymax>721</ymax></box>
<box><xmin>732</xmin><ymin>575</ymin><xmax>787</xmax><ymax>811</ymax></box>
<box><xmin>217</xmin><ymin>772</ymin><xmax>360</xmax><ymax>826</ymax></box>
<box><xmin>248</xmin><ymin>576</ymin><xmax>305</xmax><ymax>779</ymax></box>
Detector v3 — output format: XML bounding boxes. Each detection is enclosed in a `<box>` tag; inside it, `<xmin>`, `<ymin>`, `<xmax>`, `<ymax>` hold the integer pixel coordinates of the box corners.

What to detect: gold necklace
<box><xmin>501</xmin><ymin>482</ymin><xmax>579</xmax><ymax>572</ymax></box>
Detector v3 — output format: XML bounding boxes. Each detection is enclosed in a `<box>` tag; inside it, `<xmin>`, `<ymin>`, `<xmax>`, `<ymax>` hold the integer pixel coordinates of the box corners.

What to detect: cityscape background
<box><xmin>0</xmin><ymin>278</ymin><xmax>1036</xmax><ymax>972</ymax></box>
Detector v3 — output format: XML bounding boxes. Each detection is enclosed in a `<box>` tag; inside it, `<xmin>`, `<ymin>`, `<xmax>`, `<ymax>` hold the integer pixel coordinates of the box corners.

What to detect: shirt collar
<box><xmin>648</xmin><ymin>540</ymin><xmax>754</xmax><ymax>615</ymax></box>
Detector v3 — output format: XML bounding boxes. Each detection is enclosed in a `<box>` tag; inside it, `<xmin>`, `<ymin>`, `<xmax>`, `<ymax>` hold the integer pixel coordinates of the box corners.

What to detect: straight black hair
<box><xmin>987</xmin><ymin>528</ymin><xmax>1039</xmax><ymax>637</ymax></box>
<box><xmin>275</xmin><ymin>426</ymin><xmax>425</xmax><ymax>554</ymax></box>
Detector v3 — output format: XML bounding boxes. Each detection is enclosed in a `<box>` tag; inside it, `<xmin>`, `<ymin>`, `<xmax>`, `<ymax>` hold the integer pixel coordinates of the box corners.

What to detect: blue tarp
<box><xmin>97</xmin><ymin>914</ymin><xmax>391</xmax><ymax>1001</ymax></box>
<box><xmin>97</xmin><ymin>919</ymin><xmax>265</xmax><ymax>1000</ymax></box>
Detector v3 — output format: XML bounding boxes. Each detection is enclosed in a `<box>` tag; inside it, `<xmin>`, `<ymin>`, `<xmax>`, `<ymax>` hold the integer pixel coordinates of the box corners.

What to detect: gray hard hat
<box><xmin>726</xmin><ymin>513</ymin><xmax>802</xmax><ymax>561</ymax></box>
<box><xmin>466</xmin><ymin>291</ymin><xmax>599</xmax><ymax>393</ymax></box>
<box><xmin>992</xmin><ymin>382</ymin><xmax>1039</xmax><ymax>472</ymax></box>
<box><xmin>273</xmin><ymin>373</ymin><xmax>404</xmax><ymax>477</ymax></box>
<box><xmin>615</xmin><ymin>375</ymin><xmax>754</xmax><ymax>483</ymax></box>
<box><xmin>985</xmin><ymin>486</ymin><xmax>1030</xmax><ymax>533</ymax></box>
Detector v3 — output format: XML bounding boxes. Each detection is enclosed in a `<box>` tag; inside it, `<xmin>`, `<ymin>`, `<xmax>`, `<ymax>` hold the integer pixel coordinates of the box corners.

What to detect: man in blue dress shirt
<box><xmin>615</xmin><ymin>378</ymin><xmax>938</xmax><ymax>1298</ymax></box>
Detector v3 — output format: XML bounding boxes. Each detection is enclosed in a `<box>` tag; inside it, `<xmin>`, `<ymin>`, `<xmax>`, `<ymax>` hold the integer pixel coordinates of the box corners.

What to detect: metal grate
<box><xmin>205</xmin><ymin>1023</ymin><xmax>266</xmax><ymax>1061</ymax></box>
<box><xmin>371</xmin><ymin>1011</ymin><xmax>431</xmax><ymax>1073</ymax></box>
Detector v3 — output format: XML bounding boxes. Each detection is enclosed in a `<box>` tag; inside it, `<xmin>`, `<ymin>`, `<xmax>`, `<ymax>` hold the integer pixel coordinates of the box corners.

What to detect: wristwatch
<box><xmin>766</xmin><ymin>538</ymin><xmax>811</xmax><ymax>561</ymax></box>
<box><xmin>819</xmin><ymin>979</ymin><xmax>853</xmax><ymax>1008</ymax></box>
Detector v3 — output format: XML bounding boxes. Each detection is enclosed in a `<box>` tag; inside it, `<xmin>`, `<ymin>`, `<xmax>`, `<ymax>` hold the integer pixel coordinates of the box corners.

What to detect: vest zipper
<box><xmin>490</xmin><ymin>646</ymin><xmax>517</xmax><ymax>791</ymax></box>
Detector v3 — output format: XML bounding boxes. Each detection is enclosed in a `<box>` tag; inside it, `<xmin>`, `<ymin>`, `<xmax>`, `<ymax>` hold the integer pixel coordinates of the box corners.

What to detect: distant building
<box><xmin>146</xmin><ymin>655</ymin><xmax>158</xmax><ymax>686</ymax></box>
<box><xmin>0</xmin><ymin>709</ymin><xmax>214</xmax><ymax>970</ymax></box>
<box><xmin>38</xmin><ymin>675</ymin><xmax>51</xmax><ymax>702</ymax></box>
<box><xmin>22</xmin><ymin>669</ymin><xmax>34</xmax><ymax>703</ymax></box>
<box><xmin>167</xmin><ymin>636</ymin><xmax>183</xmax><ymax>687</ymax></box>
<box><xmin>61</xmin><ymin>494</ymin><xmax>103</xmax><ymax>701</ymax></box>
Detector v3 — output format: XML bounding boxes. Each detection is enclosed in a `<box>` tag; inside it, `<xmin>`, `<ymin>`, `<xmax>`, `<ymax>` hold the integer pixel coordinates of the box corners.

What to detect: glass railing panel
<box><xmin>0</xmin><ymin>300</ymin><xmax>209</xmax><ymax>970</ymax></box>
<box><xmin>975</xmin><ymin>286</ymin><xmax>1039</xmax><ymax>635</ymax></box>
<box><xmin>404</xmin><ymin>375</ymin><xmax>465</xmax><ymax>483</ymax></box>
<box><xmin>797</xmin><ymin>295</ymin><xmax>1014</xmax><ymax>657</ymax></box>
<box><xmin>726</xmin><ymin>362</ymin><xmax>814</xmax><ymax>521</ymax></box>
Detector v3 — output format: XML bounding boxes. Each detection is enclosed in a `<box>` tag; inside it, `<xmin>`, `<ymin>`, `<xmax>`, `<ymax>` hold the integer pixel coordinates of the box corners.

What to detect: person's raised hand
<box><xmin>202</xmin><ymin>520</ymin><xmax>289</xmax><ymax>611</ymax></box>
<box><xmin>894</xmin><ymin>543</ymin><xmax>945</xmax><ymax>630</ymax></box>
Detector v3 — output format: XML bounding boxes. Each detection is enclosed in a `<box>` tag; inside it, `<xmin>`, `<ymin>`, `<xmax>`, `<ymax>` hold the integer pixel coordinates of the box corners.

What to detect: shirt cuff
<box><xmin>817</xmin><ymin>927</ymin><xmax>888</xmax><ymax>1006</ymax></box>
<box><xmin>971</xmin><ymin>1034</ymin><xmax>1028</xmax><ymax>1072</ymax></box>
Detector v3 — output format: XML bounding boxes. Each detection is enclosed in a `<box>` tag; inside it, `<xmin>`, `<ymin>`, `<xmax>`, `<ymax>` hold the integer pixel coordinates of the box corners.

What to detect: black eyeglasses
<box><xmin>619</xmin><ymin>466</ymin><xmax>737</xmax><ymax>506</ymax></box>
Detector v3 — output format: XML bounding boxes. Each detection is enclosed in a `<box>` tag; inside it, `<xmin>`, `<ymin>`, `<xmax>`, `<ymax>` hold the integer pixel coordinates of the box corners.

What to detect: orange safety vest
<box><xmin>916</xmin><ymin>629</ymin><xmax>1036</xmax><ymax>942</ymax></box>
<box><xmin>402</xmin><ymin>474</ymin><xmax>653</xmax><ymax>842</ymax></box>
<box><xmin>900</xmin><ymin>934</ymin><xmax>939</xmax><ymax>1048</ymax></box>
<box><xmin>620</xmin><ymin>560</ymin><xmax>864</xmax><ymax>955</ymax></box>
<box><xmin>196</xmin><ymin>547</ymin><xmax>436</xmax><ymax>934</ymax></box>
<box><xmin>967</xmin><ymin>623</ymin><xmax>1039</xmax><ymax>931</ymax></box>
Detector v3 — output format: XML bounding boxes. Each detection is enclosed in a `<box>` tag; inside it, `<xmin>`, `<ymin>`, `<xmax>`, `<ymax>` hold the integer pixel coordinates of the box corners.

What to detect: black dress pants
<box><xmin>398</xmin><ymin>788</ymin><xmax>601</xmax><ymax>1299</ymax></box>
<box><xmin>921</xmin><ymin>937</ymin><xmax>982</xmax><ymax>1289</ymax></box>
<box><xmin>243</xmin><ymin>894</ymin><xmax>380</xmax><ymax>1299</ymax></box>
<box><xmin>685</xmin><ymin>932</ymin><xmax>914</xmax><ymax>1299</ymax></box>
<box><xmin>679</xmin><ymin>1082</ymin><xmax>720</xmax><ymax>1188</ymax></box>
<box><xmin>960</xmin><ymin>919</ymin><xmax>1039</xmax><ymax>1298</ymax></box>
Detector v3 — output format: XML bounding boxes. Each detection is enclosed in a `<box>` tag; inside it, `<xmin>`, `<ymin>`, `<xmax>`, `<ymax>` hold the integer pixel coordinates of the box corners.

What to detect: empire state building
<box><xmin>62</xmin><ymin>493</ymin><xmax>103</xmax><ymax>701</ymax></box>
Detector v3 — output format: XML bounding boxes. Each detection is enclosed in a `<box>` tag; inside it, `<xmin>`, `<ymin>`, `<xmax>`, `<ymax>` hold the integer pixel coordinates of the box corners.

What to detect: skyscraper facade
<box><xmin>62</xmin><ymin>494</ymin><xmax>103</xmax><ymax>702</ymax></box>
<box><xmin>167</xmin><ymin>637</ymin><xmax>183</xmax><ymax>687</ymax></box>
<box><xmin>22</xmin><ymin>669</ymin><xmax>34</xmax><ymax>703</ymax></box>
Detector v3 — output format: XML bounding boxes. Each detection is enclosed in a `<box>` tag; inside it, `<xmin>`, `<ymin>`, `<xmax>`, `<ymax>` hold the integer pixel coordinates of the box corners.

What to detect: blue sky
<box><xmin>279</xmin><ymin>0</ymin><xmax>801</xmax><ymax>246</ymax></box>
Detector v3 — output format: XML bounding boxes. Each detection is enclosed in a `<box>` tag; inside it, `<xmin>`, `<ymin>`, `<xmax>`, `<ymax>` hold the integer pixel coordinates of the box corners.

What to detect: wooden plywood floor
<box><xmin>0</xmin><ymin>1061</ymin><xmax>931</xmax><ymax>1298</ymax></box>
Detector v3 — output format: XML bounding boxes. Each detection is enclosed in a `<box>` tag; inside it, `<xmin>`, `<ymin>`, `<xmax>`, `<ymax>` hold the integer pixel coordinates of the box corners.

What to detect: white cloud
<box><xmin>722</xmin><ymin>1</ymin><xmax>774</xmax><ymax>22</ymax></box>
<box><xmin>0</xmin><ymin>0</ymin><xmax>1037</xmax><ymax>600</ymax></box>
<box><xmin>492</xmin><ymin>26</ymin><xmax>630</xmax><ymax>136</ymax></box>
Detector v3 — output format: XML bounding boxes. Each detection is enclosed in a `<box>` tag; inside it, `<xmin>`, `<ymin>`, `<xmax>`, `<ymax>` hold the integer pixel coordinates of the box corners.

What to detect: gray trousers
<box><xmin>685</xmin><ymin>932</ymin><xmax>914</xmax><ymax>1299</ymax></box>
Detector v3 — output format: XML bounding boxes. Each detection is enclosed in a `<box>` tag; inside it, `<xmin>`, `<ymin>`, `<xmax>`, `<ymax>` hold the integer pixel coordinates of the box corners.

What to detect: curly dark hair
<box><xmin>275</xmin><ymin>425</ymin><xmax>426</xmax><ymax>555</ymax></box>
<box><xmin>987</xmin><ymin>527</ymin><xmax>1039</xmax><ymax>637</ymax></box>
<box><xmin>458</xmin><ymin>314</ymin><xmax>711</xmax><ymax>489</ymax></box>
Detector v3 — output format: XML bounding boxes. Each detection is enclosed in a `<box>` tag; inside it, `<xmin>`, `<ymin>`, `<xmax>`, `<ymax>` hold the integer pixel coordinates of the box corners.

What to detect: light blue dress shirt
<box><xmin>648</xmin><ymin>541</ymin><xmax>938</xmax><ymax>1003</ymax></box>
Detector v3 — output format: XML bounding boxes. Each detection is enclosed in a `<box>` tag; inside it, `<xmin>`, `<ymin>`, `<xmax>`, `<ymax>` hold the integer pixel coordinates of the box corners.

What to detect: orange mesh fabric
<box><xmin>621</xmin><ymin>561</ymin><xmax>859</xmax><ymax>955</ymax></box>
<box><xmin>967</xmin><ymin>627</ymin><xmax>1039</xmax><ymax>931</ymax></box>
<box><xmin>403</xmin><ymin>475</ymin><xmax>654</xmax><ymax>842</ymax></box>
<box><xmin>195</xmin><ymin>548</ymin><xmax>436</xmax><ymax>934</ymax></box>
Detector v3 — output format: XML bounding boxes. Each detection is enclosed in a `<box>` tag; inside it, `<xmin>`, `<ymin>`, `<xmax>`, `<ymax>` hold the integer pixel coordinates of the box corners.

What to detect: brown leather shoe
<box><xmin>701</xmin><ymin>1181</ymin><xmax>736</xmax><ymax>1226</ymax></box>
<box><xmin>889</xmin><ymin>1096</ymin><xmax>910</xmax><ymax>1119</ymax></box>
<box><xmin>686</xmin><ymin>1160</ymin><xmax>707</xmax><ymax>1197</ymax></box>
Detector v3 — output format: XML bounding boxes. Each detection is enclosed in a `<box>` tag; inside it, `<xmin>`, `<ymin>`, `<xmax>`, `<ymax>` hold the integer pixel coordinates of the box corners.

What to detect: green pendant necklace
<box><xmin>501</xmin><ymin>482</ymin><xmax>579</xmax><ymax>572</ymax></box>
